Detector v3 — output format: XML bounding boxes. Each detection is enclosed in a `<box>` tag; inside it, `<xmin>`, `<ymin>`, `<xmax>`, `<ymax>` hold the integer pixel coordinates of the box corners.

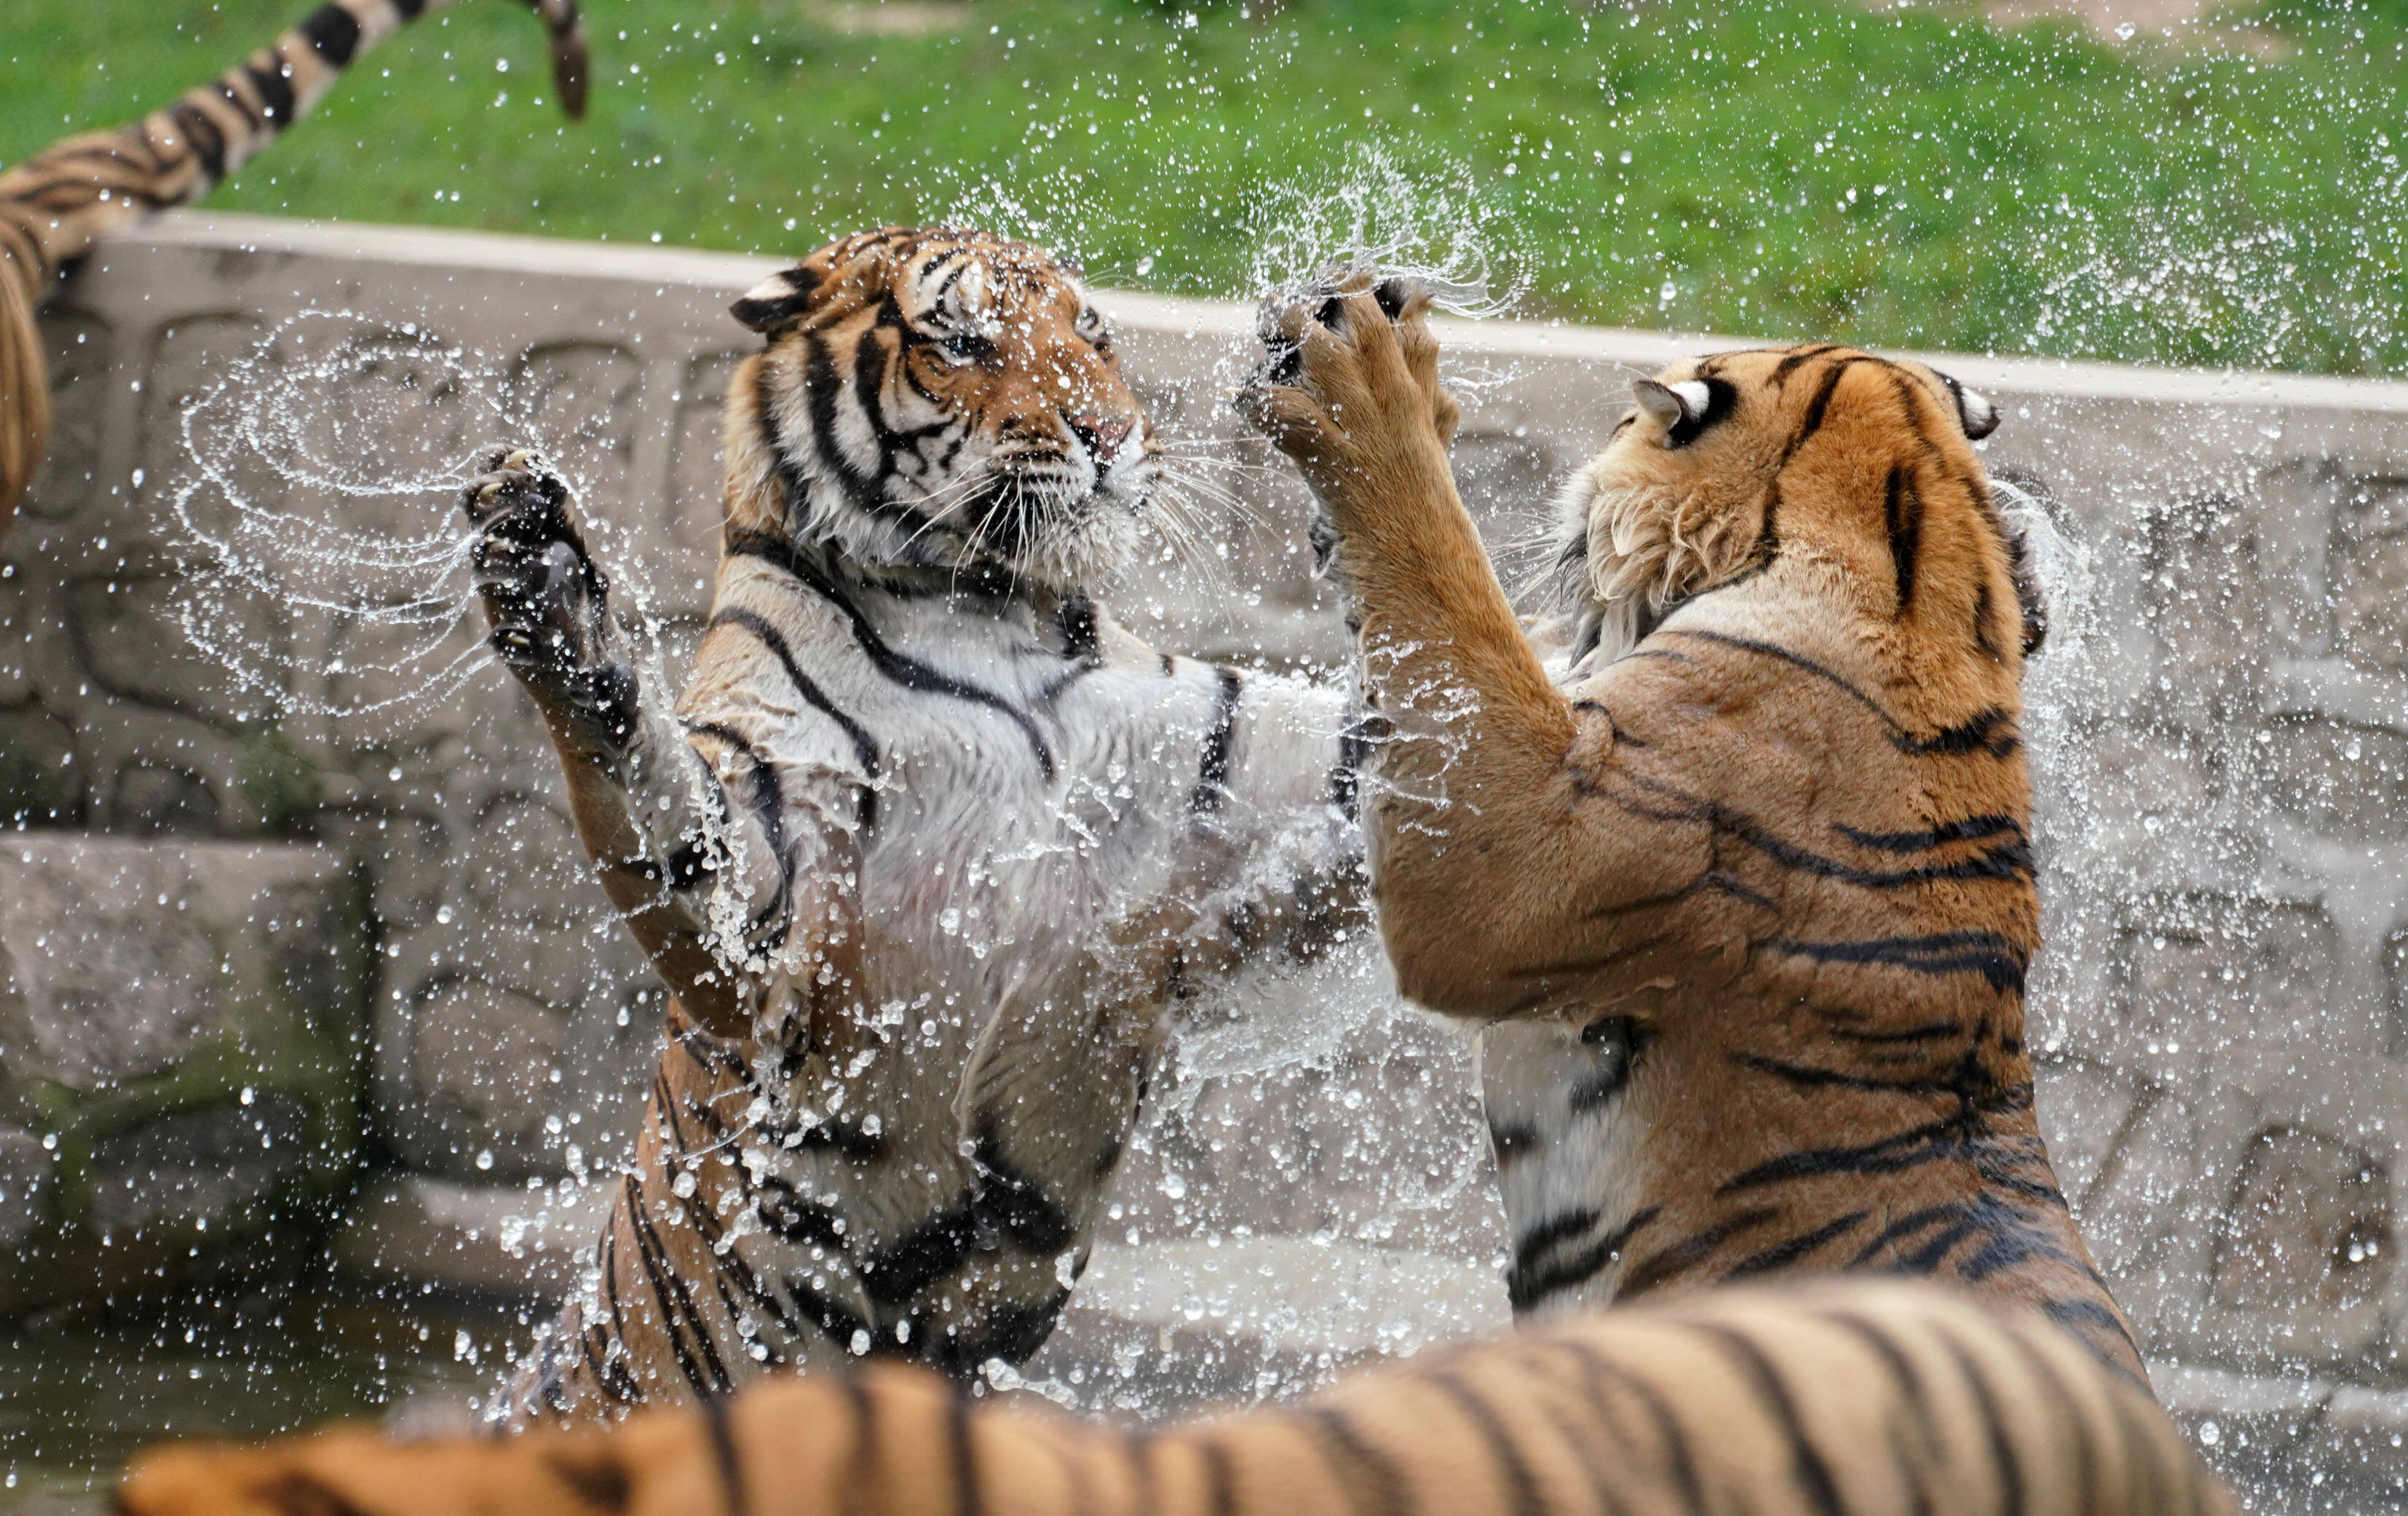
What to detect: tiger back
<box><xmin>0</xmin><ymin>0</ymin><xmax>590</xmax><ymax>521</ymax></box>
<box><xmin>119</xmin><ymin>1278</ymin><xmax>2233</xmax><ymax>1516</ymax></box>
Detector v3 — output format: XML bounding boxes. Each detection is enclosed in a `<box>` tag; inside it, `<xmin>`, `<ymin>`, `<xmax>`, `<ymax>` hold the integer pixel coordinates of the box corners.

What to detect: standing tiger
<box><xmin>1238</xmin><ymin>280</ymin><xmax>2146</xmax><ymax>1382</ymax></box>
<box><xmin>464</xmin><ymin>227</ymin><xmax>1363</xmax><ymax>1421</ymax></box>
<box><xmin>0</xmin><ymin>0</ymin><xmax>590</xmax><ymax>523</ymax></box>
<box><xmin>119</xmin><ymin>1279</ymin><xmax>2232</xmax><ymax>1516</ymax></box>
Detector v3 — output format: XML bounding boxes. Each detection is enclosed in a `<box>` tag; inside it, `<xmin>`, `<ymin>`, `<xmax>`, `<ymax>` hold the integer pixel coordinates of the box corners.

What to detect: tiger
<box><xmin>0</xmin><ymin>0</ymin><xmax>591</xmax><ymax>523</ymax></box>
<box><xmin>1236</xmin><ymin>278</ymin><xmax>2148</xmax><ymax>1385</ymax></box>
<box><xmin>459</xmin><ymin>227</ymin><xmax>1365</xmax><ymax>1423</ymax></box>
<box><xmin>117</xmin><ymin>1278</ymin><xmax>2233</xmax><ymax>1516</ymax></box>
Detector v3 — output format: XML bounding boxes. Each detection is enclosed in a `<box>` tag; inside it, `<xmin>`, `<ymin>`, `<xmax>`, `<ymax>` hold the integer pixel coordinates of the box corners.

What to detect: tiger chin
<box><xmin>1240</xmin><ymin>284</ymin><xmax>2147</xmax><ymax>1386</ymax></box>
<box><xmin>462</xmin><ymin>228</ymin><xmax>1366</xmax><ymax>1424</ymax></box>
<box><xmin>0</xmin><ymin>0</ymin><xmax>588</xmax><ymax>525</ymax></box>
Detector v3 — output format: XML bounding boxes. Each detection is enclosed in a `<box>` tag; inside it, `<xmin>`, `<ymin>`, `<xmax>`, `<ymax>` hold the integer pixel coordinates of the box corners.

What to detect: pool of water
<box><xmin>0</xmin><ymin>1279</ymin><xmax>520</xmax><ymax>1515</ymax></box>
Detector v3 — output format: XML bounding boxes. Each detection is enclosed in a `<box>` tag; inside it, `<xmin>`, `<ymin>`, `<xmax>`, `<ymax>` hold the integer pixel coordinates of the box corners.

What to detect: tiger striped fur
<box><xmin>119</xmin><ymin>1279</ymin><xmax>2232</xmax><ymax>1516</ymax></box>
<box><xmin>464</xmin><ymin>229</ymin><xmax>1364</xmax><ymax>1423</ymax></box>
<box><xmin>0</xmin><ymin>0</ymin><xmax>590</xmax><ymax>523</ymax></box>
<box><xmin>1238</xmin><ymin>282</ymin><xmax>2147</xmax><ymax>1384</ymax></box>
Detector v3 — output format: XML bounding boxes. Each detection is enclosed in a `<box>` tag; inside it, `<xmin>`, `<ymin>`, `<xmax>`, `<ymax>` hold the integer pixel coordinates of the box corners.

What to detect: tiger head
<box><xmin>1542</xmin><ymin>344</ymin><xmax>2048</xmax><ymax>680</ymax></box>
<box><xmin>721</xmin><ymin>227</ymin><xmax>1160</xmax><ymax>587</ymax></box>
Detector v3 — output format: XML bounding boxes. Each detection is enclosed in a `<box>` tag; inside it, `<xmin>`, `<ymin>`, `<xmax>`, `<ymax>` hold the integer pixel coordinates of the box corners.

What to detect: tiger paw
<box><xmin>1236</xmin><ymin>273</ymin><xmax>1462</xmax><ymax>496</ymax></box>
<box><xmin>460</xmin><ymin>448</ymin><xmax>639</xmax><ymax>753</ymax></box>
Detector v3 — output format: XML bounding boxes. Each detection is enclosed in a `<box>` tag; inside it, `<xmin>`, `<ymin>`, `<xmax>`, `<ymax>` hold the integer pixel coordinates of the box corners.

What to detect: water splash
<box><xmin>165</xmin><ymin>309</ymin><xmax>678</xmax><ymax>729</ymax></box>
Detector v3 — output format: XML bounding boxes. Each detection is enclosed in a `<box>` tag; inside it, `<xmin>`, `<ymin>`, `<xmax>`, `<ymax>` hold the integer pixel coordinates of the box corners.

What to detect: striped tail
<box><xmin>0</xmin><ymin>0</ymin><xmax>590</xmax><ymax>521</ymax></box>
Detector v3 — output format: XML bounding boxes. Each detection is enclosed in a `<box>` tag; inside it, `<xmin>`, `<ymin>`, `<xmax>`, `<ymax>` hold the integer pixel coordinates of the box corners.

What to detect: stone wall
<box><xmin>3</xmin><ymin>212</ymin><xmax>2407</xmax><ymax>1501</ymax></box>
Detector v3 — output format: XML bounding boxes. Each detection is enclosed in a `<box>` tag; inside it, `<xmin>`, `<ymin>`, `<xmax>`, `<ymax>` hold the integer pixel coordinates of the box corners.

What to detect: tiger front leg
<box><xmin>458</xmin><ymin>448</ymin><xmax>766</xmax><ymax>1035</ymax></box>
<box><xmin>1238</xmin><ymin>282</ymin><xmax>1589</xmax><ymax>1016</ymax></box>
<box><xmin>461</xmin><ymin>448</ymin><xmax>640</xmax><ymax>763</ymax></box>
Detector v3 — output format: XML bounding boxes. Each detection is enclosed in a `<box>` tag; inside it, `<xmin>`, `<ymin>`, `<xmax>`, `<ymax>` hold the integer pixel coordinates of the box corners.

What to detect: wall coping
<box><xmin>127</xmin><ymin>211</ymin><xmax>2408</xmax><ymax>416</ymax></box>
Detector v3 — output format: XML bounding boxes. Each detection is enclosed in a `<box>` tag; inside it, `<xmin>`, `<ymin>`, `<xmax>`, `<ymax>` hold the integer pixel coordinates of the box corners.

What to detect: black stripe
<box><xmin>1695</xmin><ymin>1325</ymin><xmax>1845</xmax><ymax>1516</ymax></box>
<box><xmin>1997</xmin><ymin>1317</ymin><xmax>2104</xmax><ymax>1508</ymax></box>
<box><xmin>1770</xmin><ymin>344</ymin><xmax>1842</xmax><ymax>384</ymax></box>
<box><xmin>1189</xmin><ymin>667</ymin><xmax>1243</xmax><ymax>814</ymax></box>
<box><xmin>1895</xmin><ymin>705</ymin><xmax>2019</xmax><ymax>758</ymax></box>
<box><xmin>700</xmin><ymin>1394</ymin><xmax>749</xmax><ymax>1516</ymax></box>
<box><xmin>1757</xmin><ymin>932</ymin><xmax>2027</xmax><ymax>994</ymax></box>
<box><xmin>296</xmin><ymin>3</ymin><xmax>363</xmax><ymax>65</ymax></box>
<box><xmin>1828</xmin><ymin>1019</ymin><xmax>1964</xmax><ymax>1045</ymax></box>
<box><xmin>799</xmin><ymin>331</ymin><xmax>898</xmax><ymax>523</ymax></box>
<box><xmin>1486</xmin><ymin>1118</ymin><xmax>1540</xmax><ymax>1166</ymax></box>
<box><xmin>1722</xmin><ymin>1113</ymin><xmax>2026</xmax><ymax>1194</ymax></box>
<box><xmin>1200</xmin><ymin>1440</ymin><xmax>1239</xmax><ymax>1516</ymax></box>
<box><xmin>625</xmin><ymin>1178</ymin><xmax>737</xmax><ymax>1398</ymax></box>
<box><xmin>167</xmin><ymin>101</ymin><xmax>230</xmax><ymax>181</ymax></box>
<box><xmin>1724</xmin><ymin>1210</ymin><xmax>1869</xmax><ymax>1278</ymax></box>
<box><xmin>1601</xmin><ymin>767</ymin><xmax>2033</xmax><ymax>891</ymax></box>
<box><xmin>1616</xmin><ymin>1208</ymin><xmax>1779</xmax><ymax>1298</ymax></box>
<box><xmin>1511</xmin><ymin>1207</ymin><xmax>1603</xmax><ymax>1277</ymax></box>
<box><xmin>1507</xmin><ymin>1205</ymin><xmax>1663</xmax><ymax>1313</ymax></box>
<box><xmin>1935</xmin><ymin>1326</ymin><xmax>2027</xmax><ymax>1516</ymax></box>
<box><xmin>391</xmin><ymin>0</ymin><xmax>427</xmax><ymax>17</ymax></box>
<box><xmin>1329</xmin><ymin>713</ymin><xmax>1380</xmax><ymax>821</ymax></box>
<box><xmin>706</xmin><ymin>608</ymin><xmax>883</xmax><ymax>831</ymax></box>
<box><xmin>842</xmin><ymin>1376</ymin><xmax>883</xmax><ymax>1516</ymax></box>
<box><xmin>1556</xmin><ymin>1341</ymin><xmax>1708</xmax><ymax>1512</ymax></box>
<box><xmin>783</xmin><ymin>1276</ymin><xmax>874</xmax><ymax>1350</ymax></box>
<box><xmin>1885</xmin><ymin>464</ymin><xmax>1922</xmax><ymax>616</ymax></box>
<box><xmin>214</xmin><ymin>76</ymin><xmax>264</xmax><ymax>128</ymax></box>
<box><xmin>1299</xmin><ymin>1408</ymin><xmax>1417</xmax><ymax>1516</ymax></box>
<box><xmin>619</xmin><ymin>1179</ymin><xmax>721</xmax><ymax>1401</ymax></box>
<box><xmin>1663</xmin><ymin>629</ymin><xmax>1900</xmax><ymax>726</ymax></box>
<box><xmin>1847</xmin><ymin>1202</ymin><xmax>1976</xmax><ymax>1265</ymax></box>
<box><xmin>1817</xmin><ymin>1311</ymin><xmax>1948</xmax><ymax>1485</ymax></box>
<box><xmin>1662</xmin><ymin>629</ymin><xmax>2019</xmax><ymax>759</ymax></box>
<box><xmin>1531</xmin><ymin>1390</ymin><xmax>1637</xmax><ymax>1516</ymax></box>
<box><xmin>946</xmin><ymin>1386</ymin><xmax>982</xmax><ymax>1516</ymax></box>
<box><xmin>2037</xmin><ymin>1298</ymin><xmax>2147</xmax><ymax>1378</ymax></box>
<box><xmin>1426</xmin><ymin>1373</ymin><xmax>1545</xmax><ymax>1516</ymax></box>
<box><xmin>242</xmin><ymin>58</ymin><xmax>298</xmax><ymax>125</ymax></box>
<box><xmin>1728</xmin><ymin>1052</ymin><xmax>1962</xmax><ymax>1097</ymax></box>
<box><xmin>1835</xmin><ymin>814</ymin><xmax>2022</xmax><ymax>853</ymax></box>
<box><xmin>1782</xmin><ymin>355</ymin><xmax>1877</xmax><ymax>467</ymax></box>
<box><xmin>724</xmin><ymin>531</ymin><xmax>1056</xmax><ymax>780</ymax></box>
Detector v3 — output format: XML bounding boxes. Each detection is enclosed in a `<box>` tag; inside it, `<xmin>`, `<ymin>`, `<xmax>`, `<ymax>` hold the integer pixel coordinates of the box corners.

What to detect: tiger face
<box><xmin>726</xmin><ymin>227</ymin><xmax>1160</xmax><ymax>587</ymax></box>
<box><xmin>1547</xmin><ymin>345</ymin><xmax>2034</xmax><ymax>671</ymax></box>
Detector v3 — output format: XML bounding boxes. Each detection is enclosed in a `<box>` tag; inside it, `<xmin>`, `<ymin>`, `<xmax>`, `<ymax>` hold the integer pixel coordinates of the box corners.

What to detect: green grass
<box><xmin>4</xmin><ymin>0</ymin><xmax>2407</xmax><ymax>375</ymax></box>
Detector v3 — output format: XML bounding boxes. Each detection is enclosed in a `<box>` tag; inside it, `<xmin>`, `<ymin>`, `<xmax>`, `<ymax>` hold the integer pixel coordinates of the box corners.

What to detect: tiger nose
<box><xmin>1068</xmin><ymin>413</ymin><xmax>1136</xmax><ymax>464</ymax></box>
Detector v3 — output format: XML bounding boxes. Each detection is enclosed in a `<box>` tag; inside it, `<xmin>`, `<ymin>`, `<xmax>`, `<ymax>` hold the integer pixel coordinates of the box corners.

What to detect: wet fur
<box><xmin>1240</xmin><ymin>299</ymin><xmax>2143</xmax><ymax>1384</ymax></box>
<box><xmin>468</xmin><ymin>229</ymin><xmax>1365</xmax><ymax>1422</ymax></box>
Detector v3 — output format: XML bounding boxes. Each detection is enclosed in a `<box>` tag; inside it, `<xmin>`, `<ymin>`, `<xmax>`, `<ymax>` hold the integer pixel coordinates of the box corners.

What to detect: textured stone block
<box><xmin>0</xmin><ymin>838</ymin><xmax>372</xmax><ymax>1315</ymax></box>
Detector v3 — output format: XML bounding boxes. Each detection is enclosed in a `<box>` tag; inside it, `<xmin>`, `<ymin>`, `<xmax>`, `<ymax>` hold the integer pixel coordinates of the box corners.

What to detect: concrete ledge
<box><xmin>129</xmin><ymin>212</ymin><xmax>2408</xmax><ymax>412</ymax></box>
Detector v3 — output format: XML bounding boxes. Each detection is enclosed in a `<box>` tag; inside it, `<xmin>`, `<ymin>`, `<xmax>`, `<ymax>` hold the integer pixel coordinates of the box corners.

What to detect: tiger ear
<box><xmin>1931</xmin><ymin>368</ymin><xmax>2000</xmax><ymax>440</ymax></box>
<box><xmin>1632</xmin><ymin>378</ymin><xmax>1711</xmax><ymax>428</ymax></box>
<box><xmin>730</xmin><ymin>264</ymin><xmax>824</xmax><ymax>335</ymax></box>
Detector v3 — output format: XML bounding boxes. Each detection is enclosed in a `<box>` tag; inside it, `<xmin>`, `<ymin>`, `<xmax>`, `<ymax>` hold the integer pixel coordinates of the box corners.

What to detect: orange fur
<box><xmin>116</xmin><ymin>1280</ymin><xmax>2228</xmax><ymax>1516</ymax></box>
<box><xmin>1243</xmin><ymin>290</ymin><xmax>2138</xmax><ymax>1378</ymax></box>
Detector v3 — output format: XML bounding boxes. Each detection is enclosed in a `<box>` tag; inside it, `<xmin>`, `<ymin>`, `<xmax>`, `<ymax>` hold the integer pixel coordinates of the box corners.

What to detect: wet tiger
<box><xmin>1238</xmin><ymin>280</ymin><xmax>2147</xmax><ymax>1384</ymax></box>
<box><xmin>460</xmin><ymin>228</ymin><xmax>1363</xmax><ymax>1422</ymax></box>
<box><xmin>118</xmin><ymin>1279</ymin><xmax>2232</xmax><ymax>1516</ymax></box>
<box><xmin>0</xmin><ymin>0</ymin><xmax>590</xmax><ymax>523</ymax></box>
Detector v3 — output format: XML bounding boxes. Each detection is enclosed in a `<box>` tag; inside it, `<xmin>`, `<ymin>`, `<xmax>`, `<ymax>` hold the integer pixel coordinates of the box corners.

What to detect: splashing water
<box><xmin>166</xmin><ymin>309</ymin><xmax>682</xmax><ymax>735</ymax></box>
